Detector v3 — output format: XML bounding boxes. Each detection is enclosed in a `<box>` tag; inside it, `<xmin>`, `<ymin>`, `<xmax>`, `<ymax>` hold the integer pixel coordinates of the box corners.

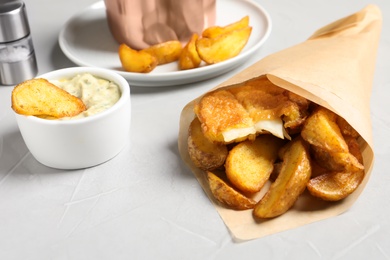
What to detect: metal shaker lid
<box><xmin>0</xmin><ymin>1</ymin><xmax>30</xmax><ymax>42</ymax></box>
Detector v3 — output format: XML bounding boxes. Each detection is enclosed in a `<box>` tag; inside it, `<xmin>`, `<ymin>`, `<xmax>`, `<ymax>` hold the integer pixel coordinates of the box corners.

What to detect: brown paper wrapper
<box><xmin>178</xmin><ymin>5</ymin><xmax>382</xmax><ymax>241</ymax></box>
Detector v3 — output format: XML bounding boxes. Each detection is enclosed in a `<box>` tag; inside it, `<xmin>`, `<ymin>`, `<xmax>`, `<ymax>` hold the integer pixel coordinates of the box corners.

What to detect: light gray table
<box><xmin>1</xmin><ymin>0</ymin><xmax>389</xmax><ymax>259</ymax></box>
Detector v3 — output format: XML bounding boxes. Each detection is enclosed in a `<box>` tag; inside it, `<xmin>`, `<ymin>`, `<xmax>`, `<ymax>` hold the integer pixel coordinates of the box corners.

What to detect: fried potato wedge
<box><xmin>253</xmin><ymin>138</ymin><xmax>311</xmax><ymax>218</ymax></box>
<box><xmin>225</xmin><ymin>135</ymin><xmax>286</xmax><ymax>193</ymax></box>
<box><xmin>11</xmin><ymin>78</ymin><xmax>86</xmax><ymax>118</ymax></box>
<box><xmin>337</xmin><ymin>117</ymin><xmax>360</xmax><ymax>138</ymax></box>
<box><xmin>301</xmin><ymin>107</ymin><xmax>348</xmax><ymax>153</ymax></box>
<box><xmin>202</xmin><ymin>16</ymin><xmax>249</xmax><ymax>38</ymax></box>
<box><xmin>207</xmin><ymin>171</ymin><xmax>256</xmax><ymax>210</ymax></box>
<box><xmin>307</xmin><ymin>136</ymin><xmax>365</xmax><ymax>201</ymax></box>
<box><xmin>119</xmin><ymin>44</ymin><xmax>158</xmax><ymax>73</ymax></box>
<box><xmin>196</xmin><ymin>26</ymin><xmax>252</xmax><ymax>64</ymax></box>
<box><xmin>188</xmin><ymin>117</ymin><xmax>228</xmax><ymax>171</ymax></box>
<box><xmin>312</xmin><ymin>145</ymin><xmax>364</xmax><ymax>173</ymax></box>
<box><xmin>142</xmin><ymin>40</ymin><xmax>182</xmax><ymax>65</ymax></box>
<box><xmin>179</xmin><ymin>34</ymin><xmax>202</xmax><ymax>70</ymax></box>
<box><xmin>307</xmin><ymin>170</ymin><xmax>365</xmax><ymax>201</ymax></box>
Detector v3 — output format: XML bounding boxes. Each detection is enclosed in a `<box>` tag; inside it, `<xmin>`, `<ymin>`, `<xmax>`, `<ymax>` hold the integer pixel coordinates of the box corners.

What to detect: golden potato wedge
<box><xmin>307</xmin><ymin>136</ymin><xmax>365</xmax><ymax>201</ymax></box>
<box><xmin>11</xmin><ymin>78</ymin><xmax>86</xmax><ymax>118</ymax></box>
<box><xmin>312</xmin><ymin>145</ymin><xmax>364</xmax><ymax>173</ymax></box>
<box><xmin>202</xmin><ymin>16</ymin><xmax>249</xmax><ymax>38</ymax></box>
<box><xmin>253</xmin><ymin>138</ymin><xmax>311</xmax><ymax>218</ymax></box>
<box><xmin>141</xmin><ymin>40</ymin><xmax>182</xmax><ymax>65</ymax></box>
<box><xmin>179</xmin><ymin>33</ymin><xmax>202</xmax><ymax>70</ymax></box>
<box><xmin>207</xmin><ymin>171</ymin><xmax>256</xmax><ymax>210</ymax></box>
<box><xmin>188</xmin><ymin>117</ymin><xmax>228</xmax><ymax>171</ymax></box>
<box><xmin>196</xmin><ymin>26</ymin><xmax>252</xmax><ymax>64</ymax></box>
<box><xmin>301</xmin><ymin>107</ymin><xmax>348</xmax><ymax>153</ymax></box>
<box><xmin>307</xmin><ymin>170</ymin><xmax>365</xmax><ymax>201</ymax></box>
<box><xmin>119</xmin><ymin>43</ymin><xmax>158</xmax><ymax>73</ymax></box>
<box><xmin>225</xmin><ymin>134</ymin><xmax>286</xmax><ymax>193</ymax></box>
<box><xmin>336</xmin><ymin>116</ymin><xmax>360</xmax><ymax>138</ymax></box>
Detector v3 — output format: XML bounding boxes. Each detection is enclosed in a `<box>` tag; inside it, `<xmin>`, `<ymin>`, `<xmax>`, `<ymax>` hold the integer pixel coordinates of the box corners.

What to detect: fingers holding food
<box><xmin>11</xmin><ymin>78</ymin><xmax>86</xmax><ymax>118</ymax></box>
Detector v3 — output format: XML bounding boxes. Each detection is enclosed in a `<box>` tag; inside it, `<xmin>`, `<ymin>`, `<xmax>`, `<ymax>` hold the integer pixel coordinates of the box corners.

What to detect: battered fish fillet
<box><xmin>194</xmin><ymin>89</ymin><xmax>255</xmax><ymax>143</ymax></box>
<box><xmin>194</xmin><ymin>77</ymin><xmax>310</xmax><ymax>144</ymax></box>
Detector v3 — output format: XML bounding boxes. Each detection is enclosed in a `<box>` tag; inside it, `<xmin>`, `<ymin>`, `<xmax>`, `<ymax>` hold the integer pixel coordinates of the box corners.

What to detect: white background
<box><xmin>1</xmin><ymin>0</ymin><xmax>389</xmax><ymax>259</ymax></box>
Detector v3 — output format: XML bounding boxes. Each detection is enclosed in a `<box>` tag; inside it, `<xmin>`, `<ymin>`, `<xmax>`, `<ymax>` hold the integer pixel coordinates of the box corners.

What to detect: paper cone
<box><xmin>178</xmin><ymin>5</ymin><xmax>382</xmax><ymax>241</ymax></box>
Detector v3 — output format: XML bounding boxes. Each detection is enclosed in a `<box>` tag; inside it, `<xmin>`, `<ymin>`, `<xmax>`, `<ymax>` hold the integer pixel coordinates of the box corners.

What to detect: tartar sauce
<box><xmin>53</xmin><ymin>73</ymin><xmax>121</xmax><ymax>119</ymax></box>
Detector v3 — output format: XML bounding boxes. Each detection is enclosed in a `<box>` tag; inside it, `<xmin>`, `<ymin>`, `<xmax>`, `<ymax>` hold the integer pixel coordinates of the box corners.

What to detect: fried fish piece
<box><xmin>194</xmin><ymin>79</ymin><xmax>310</xmax><ymax>143</ymax></box>
<box><xmin>194</xmin><ymin>89</ymin><xmax>255</xmax><ymax>143</ymax></box>
<box><xmin>11</xmin><ymin>78</ymin><xmax>86</xmax><ymax>118</ymax></box>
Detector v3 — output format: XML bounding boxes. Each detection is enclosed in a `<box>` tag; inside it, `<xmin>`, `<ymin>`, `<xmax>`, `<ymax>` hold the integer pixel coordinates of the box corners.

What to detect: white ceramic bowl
<box><xmin>14</xmin><ymin>67</ymin><xmax>131</xmax><ymax>169</ymax></box>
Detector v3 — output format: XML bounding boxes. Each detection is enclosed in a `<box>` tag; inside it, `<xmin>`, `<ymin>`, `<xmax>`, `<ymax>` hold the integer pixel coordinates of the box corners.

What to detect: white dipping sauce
<box><xmin>53</xmin><ymin>73</ymin><xmax>121</xmax><ymax>119</ymax></box>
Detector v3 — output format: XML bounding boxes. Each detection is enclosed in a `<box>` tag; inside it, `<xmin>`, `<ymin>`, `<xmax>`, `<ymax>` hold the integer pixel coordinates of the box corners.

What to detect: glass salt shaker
<box><xmin>0</xmin><ymin>0</ymin><xmax>37</xmax><ymax>85</ymax></box>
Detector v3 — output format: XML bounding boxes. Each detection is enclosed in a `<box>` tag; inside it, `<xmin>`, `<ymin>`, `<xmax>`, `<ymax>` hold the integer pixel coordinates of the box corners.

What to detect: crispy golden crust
<box><xmin>207</xmin><ymin>171</ymin><xmax>256</xmax><ymax>210</ymax></box>
<box><xmin>253</xmin><ymin>138</ymin><xmax>312</xmax><ymax>219</ymax></box>
<box><xmin>194</xmin><ymin>78</ymin><xmax>310</xmax><ymax>143</ymax></box>
<box><xmin>187</xmin><ymin>117</ymin><xmax>228</xmax><ymax>171</ymax></box>
<box><xmin>196</xmin><ymin>26</ymin><xmax>252</xmax><ymax>64</ymax></box>
<box><xmin>301</xmin><ymin>107</ymin><xmax>348</xmax><ymax>153</ymax></box>
<box><xmin>194</xmin><ymin>89</ymin><xmax>253</xmax><ymax>143</ymax></box>
<box><xmin>11</xmin><ymin>78</ymin><xmax>86</xmax><ymax>118</ymax></box>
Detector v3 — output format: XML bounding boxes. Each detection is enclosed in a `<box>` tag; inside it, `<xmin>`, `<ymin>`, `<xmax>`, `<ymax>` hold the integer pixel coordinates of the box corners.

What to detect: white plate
<box><xmin>59</xmin><ymin>0</ymin><xmax>271</xmax><ymax>87</ymax></box>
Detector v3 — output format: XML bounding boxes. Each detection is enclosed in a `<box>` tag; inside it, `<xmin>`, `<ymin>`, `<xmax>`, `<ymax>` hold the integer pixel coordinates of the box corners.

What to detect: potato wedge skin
<box><xmin>202</xmin><ymin>16</ymin><xmax>249</xmax><ymax>38</ymax></box>
<box><xmin>253</xmin><ymin>138</ymin><xmax>311</xmax><ymax>219</ymax></box>
<box><xmin>312</xmin><ymin>145</ymin><xmax>364</xmax><ymax>173</ymax></box>
<box><xmin>196</xmin><ymin>26</ymin><xmax>252</xmax><ymax>64</ymax></box>
<box><xmin>118</xmin><ymin>43</ymin><xmax>158</xmax><ymax>73</ymax></box>
<box><xmin>307</xmin><ymin>170</ymin><xmax>364</xmax><ymax>201</ymax></box>
<box><xmin>188</xmin><ymin>117</ymin><xmax>228</xmax><ymax>171</ymax></box>
<box><xmin>207</xmin><ymin>171</ymin><xmax>256</xmax><ymax>210</ymax></box>
<box><xmin>225</xmin><ymin>135</ymin><xmax>285</xmax><ymax>193</ymax></box>
<box><xmin>11</xmin><ymin>78</ymin><xmax>86</xmax><ymax>118</ymax></box>
<box><xmin>301</xmin><ymin>107</ymin><xmax>348</xmax><ymax>153</ymax></box>
<box><xmin>307</xmin><ymin>136</ymin><xmax>365</xmax><ymax>201</ymax></box>
<box><xmin>179</xmin><ymin>34</ymin><xmax>202</xmax><ymax>70</ymax></box>
<box><xmin>141</xmin><ymin>40</ymin><xmax>182</xmax><ymax>65</ymax></box>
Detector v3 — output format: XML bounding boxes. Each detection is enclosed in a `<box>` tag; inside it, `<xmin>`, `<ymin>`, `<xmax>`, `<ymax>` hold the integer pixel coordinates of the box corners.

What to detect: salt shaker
<box><xmin>0</xmin><ymin>0</ymin><xmax>37</xmax><ymax>85</ymax></box>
